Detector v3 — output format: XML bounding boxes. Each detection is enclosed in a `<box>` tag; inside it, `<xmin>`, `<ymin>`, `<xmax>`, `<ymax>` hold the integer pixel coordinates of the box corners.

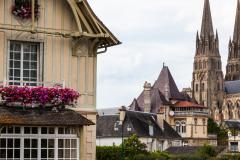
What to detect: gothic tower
<box><xmin>192</xmin><ymin>0</ymin><xmax>224</xmax><ymax>115</ymax></box>
<box><xmin>225</xmin><ymin>0</ymin><xmax>240</xmax><ymax>81</ymax></box>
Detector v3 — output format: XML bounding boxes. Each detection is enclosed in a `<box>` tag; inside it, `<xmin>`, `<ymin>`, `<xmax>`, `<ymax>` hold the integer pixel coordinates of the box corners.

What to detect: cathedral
<box><xmin>192</xmin><ymin>0</ymin><xmax>240</xmax><ymax>121</ymax></box>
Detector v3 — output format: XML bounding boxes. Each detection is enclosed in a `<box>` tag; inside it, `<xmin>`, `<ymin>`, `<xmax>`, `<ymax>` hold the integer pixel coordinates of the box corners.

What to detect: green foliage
<box><xmin>122</xmin><ymin>134</ymin><xmax>148</xmax><ymax>158</ymax></box>
<box><xmin>207</xmin><ymin>118</ymin><xmax>228</xmax><ymax>146</ymax></box>
<box><xmin>96</xmin><ymin>146</ymin><xmax>121</xmax><ymax>160</ymax></box>
<box><xmin>196</xmin><ymin>145</ymin><xmax>217</xmax><ymax>159</ymax></box>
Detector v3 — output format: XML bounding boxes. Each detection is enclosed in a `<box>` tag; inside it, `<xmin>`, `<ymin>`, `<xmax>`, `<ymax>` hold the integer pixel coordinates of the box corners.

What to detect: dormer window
<box><xmin>8</xmin><ymin>41</ymin><xmax>42</xmax><ymax>86</ymax></box>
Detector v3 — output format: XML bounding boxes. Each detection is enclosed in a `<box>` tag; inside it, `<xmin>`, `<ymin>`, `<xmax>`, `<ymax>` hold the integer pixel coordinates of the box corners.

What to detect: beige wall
<box><xmin>0</xmin><ymin>1</ymin><xmax>98</xmax><ymax>159</ymax></box>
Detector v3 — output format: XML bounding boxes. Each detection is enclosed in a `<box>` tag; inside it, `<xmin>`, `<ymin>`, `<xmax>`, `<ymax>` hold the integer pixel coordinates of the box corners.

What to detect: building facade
<box><xmin>191</xmin><ymin>0</ymin><xmax>240</xmax><ymax>122</ymax></box>
<box><xmin>128</xmin><ymin>66</ymin><xmax>216</xmax><ymax>146</ymax></box>
<box><xmin>0</xmin><ymin>0</ymin><xmax>119</xmax><ymax>159</ymax></box>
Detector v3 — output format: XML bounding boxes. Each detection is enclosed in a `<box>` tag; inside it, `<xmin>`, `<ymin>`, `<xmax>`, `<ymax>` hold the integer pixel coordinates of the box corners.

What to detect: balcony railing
<box><xmin>174</xmin><ymin>111</ymin><xmax>209</xmax><ymax>116</ymax></box>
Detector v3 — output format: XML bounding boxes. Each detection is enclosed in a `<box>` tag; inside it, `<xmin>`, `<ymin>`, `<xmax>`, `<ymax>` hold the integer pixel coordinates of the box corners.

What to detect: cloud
<box><xmin>88</xmin><ymin>0</ymin><xmax>237</xmax><ymax>109</ymax></box>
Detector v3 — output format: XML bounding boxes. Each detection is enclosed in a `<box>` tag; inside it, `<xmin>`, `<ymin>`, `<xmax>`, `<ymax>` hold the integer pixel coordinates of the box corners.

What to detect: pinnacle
<box><xmin>200</xmin><ymin>0</ymin><xmax>214</xmax><ymax>39</ymax></box>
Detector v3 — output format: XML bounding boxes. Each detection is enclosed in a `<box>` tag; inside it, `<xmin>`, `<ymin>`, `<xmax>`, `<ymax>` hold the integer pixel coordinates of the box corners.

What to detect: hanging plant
<box><xmin>0</xmin><ymin>86</ymin><xmax>80</xmax><ymax>107</ymax></box>
<box><xmin>12</xmin><ymin>0</ymin><xmax>40</xmax><ymax>20</ymax></box>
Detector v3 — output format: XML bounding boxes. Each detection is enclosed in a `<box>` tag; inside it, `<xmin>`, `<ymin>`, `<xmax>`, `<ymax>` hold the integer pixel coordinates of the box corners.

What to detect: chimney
<box><xmin>157</xmin><ymin>107</ymin><xmax>165</xmax><ymax>131</ymax></box>
<box><xmin>119</xmin><ymin>106</ymin><xmax>126</xmax><ymax>124</ymax></box>
<box><xmin>143</xmin><ymin>81</ymin><xmax>151</xmax><ymax>112</ymax></box>
<box><xmin>164</xmin><ymin>84</ymin><xmax>170</xmax><ymax>101</ymax></box>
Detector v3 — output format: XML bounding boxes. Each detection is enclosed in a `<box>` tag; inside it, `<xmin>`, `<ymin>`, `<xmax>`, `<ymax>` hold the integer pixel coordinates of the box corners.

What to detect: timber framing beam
<box><xmin>0</xmin><ymin>24</ymin><xmax>109</xmax><ymax>38</ymax></box>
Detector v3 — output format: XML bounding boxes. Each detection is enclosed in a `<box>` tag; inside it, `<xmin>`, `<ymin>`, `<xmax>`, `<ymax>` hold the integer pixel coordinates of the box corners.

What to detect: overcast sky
<box><xmin>88</xmin><ymin>0</ymin><xmax>237</xmax><ymax>109</ymax></box>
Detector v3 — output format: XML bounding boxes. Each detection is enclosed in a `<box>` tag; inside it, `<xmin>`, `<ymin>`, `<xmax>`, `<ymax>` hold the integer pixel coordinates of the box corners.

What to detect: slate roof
<box><xmin>96</xmin><ymin>110</ymin><xmax>181</xmax><ymax>139</ymax></box>
<box><xmin>0</xmin><ymin>106</ymin><xmax>94</xmax><ymax>126</ymax></box>
<box><xmin>153</xmin><ymin>66</ymin><xmax>184</xmax><ymax>100</ymax></box>
<box><xmin>224</xmin><ymin>120</ymin><xmax>240</xmax><ymax>130</ymax></box>
<box><xmin>225</xmin><ymin>80</ymin><xmax>240</xmax><ymax>94</ymax></box>
<box><xmin>129</xmin><ymin>66</ymin><xmax>187</xmax><ymax>113</ymax></box>
<box><xmin>166</xmin><ymin>146</ymin><xmax>226</xmax><ymax>155</ymax></box>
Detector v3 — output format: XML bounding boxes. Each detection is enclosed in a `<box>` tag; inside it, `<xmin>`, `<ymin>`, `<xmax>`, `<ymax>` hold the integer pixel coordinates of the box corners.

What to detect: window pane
<box><xmin>0</xmin><ymin>149</ymin><xmax>6</xmax><ymax>158</ymax></box>
<box><xmin>58</xmin><ymin>149</ymin><xmax>64</xmax><ymax>158</ymax></box>
<box><xmin>10</xmin><ymin>52</ymin><xmax>14</xmax><ymax>59</ymax></box>
<box><xmin>14</xmin><ymin>44</ymin><xmax>21</xmax><ymax>52</ymax></box>
<box><xmin>32</xmin><ymin>127</ymin><xmax>38</xmax><ymax>134</ymax></box>
<box><xmin>32</xmin><ymin>149</ymin><xmax>38</xmax><ymax>158</ymax></box>
<box><xmin>7</xmin><ymin>127</ymin><xmax>14</xmax><ymax>133</ymax></box>
<box><xmin>30</xmin><ymin>62</ymin><xmax>37</xmax><ymax>69</ymax></box>
<box><xmin>7</xmin><ymin>139</ymin><xmax>13</xmax><ymax>148</ymax></box>
<box><xmin>23</xmin><ymin>53</ymin><xmax>30</xmax><ymax>60</ymax></box>
<box><xmin>41</xmin><ymin>127</ymin><xmax>47</xmax><ymax>134</ymax></box>
<box><xmin>65</xmin><ymin>149</ymin><xmax>70</xmax><ymax>158</ymax></box>
<box><xmin>7</xmin><ymin>149</ymin><xmax>13</xmax><ymax>158</ymax></box>
<box><xmin>23</xmin><ymin>61</ymin><xmax>30</xmax><ymax>69</ymax></box>
<box><xmin>65</xmin><ymin>139</ymin><xmax>70</xmax><ymax>148</ymax></box>
<box><xmin>41</xmin><ymin>139</ymin><xmax>47</xmax><ymax>148</ymax></box>
<box><xmin>71</xmin><ymin>149</ymin><xmax>77</xmax><ymax>158</ymax></box>
<box><xmin>14</xmin><ymin>53</ymin><xmax>21</xmax><ymax>60</ymax></box>
<box><xmin>23</xmin><ymin>44</ymin><xmax>30</xmax><ymax>52</ymax></box>
<box><xmin>14</xmin><ymin>69</ymin><xmax>20</xmax><ymax>77</ymax></box>
<box><xmin>14</xmin><ymin>149</ymin><xmax>20</xmax><ymax>158</ymax></box>
<box><xmin>15</xmin><ymin>127</ymin><xmax>21</xmax><ymax>134</ymax></box>
<box><xmin>31</xmin><ymin>45</ymin><xmax>37</xmax><ymax>52</ymax></box>
<box><xmin>32</xmin><ymin>139</ymin><xmax>38</xmax><ymax>148</ymax></box>
<box><xmin>24</xmin><ymin>127</ymin><xmax>31</xmax><ymax>134</ymax></box>
<box><xmin>14</xmin><ymin>61</ymin><xmax>21</xmax><ymax>68</ymax></box>
<box><xmin>0</xmin><ymin>139</ymin><xmax>6</xmax><ymax>148</ymax></box>
<box><xmin>49</xmin><ymin>127</ymin><xmax>54</xmax><ymax>134</ymax></box>
<box><xmin>31</xmin><ymin>70</ymin><xmax>37</xmax><ymax>78</ymax></box>
<box><xmin>48</xmin><ymin>139</ymin><xmax>54</xmax><ymax>148</ymax></box>
<box><xmin>15</xmin><ymin>139</ymin><xmax>20</xmax><ymax>148</ymax></box>
<box><xmin>48</xmin><ymin>149</ymin><xmax>54</xmax><ymax>158</ymax></box>
<box><xmin>24</xmin><ymin>149</ymin><xmax>30</xmax><ymax>158</ymax></box>
<box><xmin>58</xmin><ymin>128</ymin><xmax>64</xmax><ymax>134</ymax></box>
<box><xmin>58</xmin><ymin>139</ymin><xmax>64</xmax><ymax>148</ymax></box>
<box><xmin>41</xmin><ymin>149</ymin><xmax>47</xmax><ymax>158</ymax></box>
<box><xmin>71</xmin><ymin>139</ymin><xmax>77</xmax><ymax>148</ymax></box>
<box><xmin>24</xmin><ymin>139</ymin><xmax>30</xmax><ymax>148</ymax></box>
<box><xmin>31</xmin><ymin>53</ymin><xmax>37</xmax><ymax>61</ymax></box>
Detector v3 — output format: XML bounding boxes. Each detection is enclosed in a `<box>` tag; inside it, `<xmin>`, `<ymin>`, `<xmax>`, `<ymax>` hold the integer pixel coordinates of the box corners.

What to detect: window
<box><xmin>9</xmin><ymin>41</ymin><xmax>42</xmax><ymax>86</ymax></box>
<box><xmin>203</xmin><ymin>119</ymin><xmax>206</xmax><ymax>134</ymax></box>
<box><xmin>0</xmin><ymin>126</ymin><xmax>79</xmax><ymax>160</ymax></box>
<box><xmin>149</xmin><ymin>125</ymin><xmax>153</xmax><ymax>136</ymax></box>
<box><xmin>195</xmin><ymin>84</ymin><xmax>198</xmax><ymax>92</ymax></box>
<box><xmin>201</xmin><ymin>83</ymin><xmax>204</xmax><ymax>90</ymax></box>
<box><xmin>175</xmin><ymin>121</ymin><xmax>186</xmax><ymax>135</ymax></box>
<box><xmin>194</xmin><ymin>118</ymin><xmax>197</xmax><ymax>133</ymax></box>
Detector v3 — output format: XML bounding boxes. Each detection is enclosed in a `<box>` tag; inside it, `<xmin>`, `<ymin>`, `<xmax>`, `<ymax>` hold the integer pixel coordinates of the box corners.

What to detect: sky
<box><xmin>88</xmin><ymin>0</ymin><xmax>237</xmax><ymax>109</ymax></box>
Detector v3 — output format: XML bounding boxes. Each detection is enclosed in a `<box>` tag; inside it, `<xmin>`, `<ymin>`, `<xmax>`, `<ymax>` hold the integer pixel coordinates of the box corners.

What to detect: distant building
<box><xmin>223</xmin><ymin>120</ymin><xmax>240</xmax><ymax>152</ymax></box>
<box><xmin>128</xmin><ymin>66</ymin><xmax>217</xmax><ymax>146</ymax></box>
<box><xmin>191</xmin><ymin>0</ymin><xmax>240</xmax><ymax>122</ymax></box>
<box><xmin>96</xmin><ymin>108</ymin><xmax>182</xmax><ymax>151</ymax></box>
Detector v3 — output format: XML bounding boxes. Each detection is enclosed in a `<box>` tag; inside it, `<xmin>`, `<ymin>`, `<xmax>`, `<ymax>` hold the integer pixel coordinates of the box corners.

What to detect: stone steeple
<box><xmin>225</xmin><ymin>0</ymin><xmax>240</xmax><ymax>81</ymax></box>
<box><xmin>200</xmin><ymin>0</ymin><xmax>214</xmax><ymax>39</ymax></box>
<box><xmin>192</xmin><ymin>0</ymin><xmax>224</xmax><ymax>116</ymax></box>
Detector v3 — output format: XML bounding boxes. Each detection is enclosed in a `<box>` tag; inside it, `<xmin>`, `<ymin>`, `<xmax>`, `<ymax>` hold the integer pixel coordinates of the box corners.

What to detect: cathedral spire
<box><xmin>233</xmin><ymin>0</ymin><xmax>240</xmax><ymax>43</ymax></box>
<box><xmin>200</xmin><ymin>0</ymin><xmax>214</xmax><ymax>39</ymax></box>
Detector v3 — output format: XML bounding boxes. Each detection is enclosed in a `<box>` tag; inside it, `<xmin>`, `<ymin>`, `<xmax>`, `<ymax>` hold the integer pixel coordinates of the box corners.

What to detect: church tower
<box><xmin>225</xmin><ymin>0</ymin><xmax>240</xmax><ymax>81</ymax></box>
<box><xmin>192</xmin><ymin>0</ymin><xmax>224</xmax><ymax>115</ymax></box>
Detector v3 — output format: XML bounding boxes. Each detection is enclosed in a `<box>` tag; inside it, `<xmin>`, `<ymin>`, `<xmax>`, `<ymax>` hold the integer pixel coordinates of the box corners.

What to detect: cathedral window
<box><xmin>195</xmin><ymin>84</ymin><xmax>198</xmax><ymax>92</ymax></box>
<box><xmin>201</xmin><ymin>83</ymin><xmax>205</xmax><ymax>90</ymax></box>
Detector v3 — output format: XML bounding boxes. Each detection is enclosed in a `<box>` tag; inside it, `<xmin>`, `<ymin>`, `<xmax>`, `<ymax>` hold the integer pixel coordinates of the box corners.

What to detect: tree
<box><xmin>207</xmin><ymin>118</ymin><xmax>228</xmax><ymax>146</ymax></box>
<box><xmin>122</xmin><ymin>134</ymin><xmax>147</xmax><ymax>158</ymax></box>
<box><xmin>197</xmin><ymin>144</ymin><xmax>216</xmax><ymax>159</ymax></box>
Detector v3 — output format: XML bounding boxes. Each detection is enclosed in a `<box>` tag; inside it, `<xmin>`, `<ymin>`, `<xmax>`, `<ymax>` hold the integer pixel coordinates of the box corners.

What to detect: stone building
<box><xmin>0</xmin><ymin>0</ymin><xmax>119</xmax><ymax>159</ymax></box>
<box><xmin>128</xmin><ymin>66</ymin><xmax>217</xmax><ymax>146</ymax></box>
<box><xmin>191</xmin><ymin>0</ymin><xmax>240</xmax><ymax>122</ymax></box>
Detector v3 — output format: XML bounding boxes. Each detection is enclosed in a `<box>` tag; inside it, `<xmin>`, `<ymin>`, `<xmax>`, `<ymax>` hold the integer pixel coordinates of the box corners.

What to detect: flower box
<box><xmin>0</xmin><ymin>86</ymin><xmax>80</xmax><ymax>108</ymax></box>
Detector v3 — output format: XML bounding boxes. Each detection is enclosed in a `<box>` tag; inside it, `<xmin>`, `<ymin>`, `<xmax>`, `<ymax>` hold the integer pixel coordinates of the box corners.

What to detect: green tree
<box><xmin>122</xmin><ymin>134</ymin><xmax>148</xmax><ymax>158</ymax></box>
<box><xmin>197</xmin><ymin>144</ymin><xmax>216</xmax><ymax>159</ymax></box>
<box><xmin>207</xmin><ymin>118</ymin><xmax>228</xmax><ymax>146</ymax></box>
